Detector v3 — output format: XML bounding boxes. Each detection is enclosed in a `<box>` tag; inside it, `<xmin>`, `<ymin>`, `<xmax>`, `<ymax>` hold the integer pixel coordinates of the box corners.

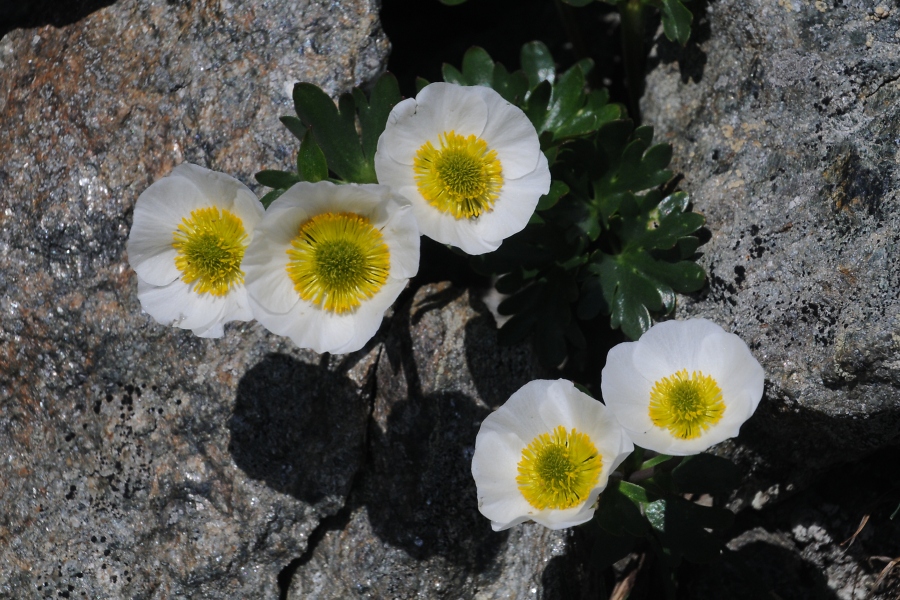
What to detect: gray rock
<box><xmin>288</xmin><ymin>283</ymin><xmax>582</xmax><ymax>600</ymax></box>
<box><xmin>0</xmin><ymin>0</ymin><xmax>388</xmax><ymax>597</ymax></box>
<box><xmin>641</xmin><ymin>0</ymin><xmax>900</xmax><ymax>502</ymax></box>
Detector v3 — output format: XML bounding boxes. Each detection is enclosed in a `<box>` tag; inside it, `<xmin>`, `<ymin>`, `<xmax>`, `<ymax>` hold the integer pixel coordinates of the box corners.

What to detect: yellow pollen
<box><xmin>172</xmin><ymin>206</ymin><xmax>248</xmax><ymax>297</ymax></box>
<box><xmin>516</xmin><ymin>425</ymin><xmax>603</xmax><ymax>511</ymax></box>
<box><xmin>413</xmin><ymin>130</ymin><xmax>503</xmax><ymax>219</ymax></box>
<box><xmin>286</xmin><ymin>212</ymin><xmax>390</xmax><ymax>314</ymax></box>
<box><xmin>648</xmin><ymin>369</ymin><xmax>726</xmax><ymax>439</ymax></box>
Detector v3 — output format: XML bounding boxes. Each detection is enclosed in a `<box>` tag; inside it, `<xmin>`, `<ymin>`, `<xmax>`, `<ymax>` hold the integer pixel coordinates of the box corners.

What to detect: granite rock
<box><xmin>641</xmin><ymin>0</ymin><xmax>900</xmax><ymax>503</ymax></box>
<box><xmin>288</xmin><ymin>283</ymin><xmax>582</xmax><ymax>600</ymax></box>
<box><xmin>0</xmin><ymin>0</ymin><xmax>388</xmax><ymax>597</ymax></box>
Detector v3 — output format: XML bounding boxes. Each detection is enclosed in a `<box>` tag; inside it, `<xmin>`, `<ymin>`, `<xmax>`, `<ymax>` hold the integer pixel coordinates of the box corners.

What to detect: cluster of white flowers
<box><xmin>127</xmin><ymin>82</ymin><xmax>549</xmax><ymax>353</ymax></box>
<box><xmin>126</xmin><ymin>81</ymin><xmax>765</xmax><ymax>535</ymax></box>
<box><xmin>471</xmin><ymin>318</ymin><xmax>764</xmax><ymax>531</ymax></box>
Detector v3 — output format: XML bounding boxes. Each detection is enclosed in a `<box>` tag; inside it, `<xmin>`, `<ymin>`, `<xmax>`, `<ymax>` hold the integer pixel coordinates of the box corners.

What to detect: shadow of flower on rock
<box><xmin>359</xmin><ymin>283</ymin><xmax>509</xmax><ymax>568</ymax></box>
<box><xmin>362</xmin><ymin>389</ymin><xmax>506</xmax><ymax>566</ymax></box>
<box><xmin>228</xmin><ymin>353</ymin><xmax>369</xmax><ymax>508</ymax></box>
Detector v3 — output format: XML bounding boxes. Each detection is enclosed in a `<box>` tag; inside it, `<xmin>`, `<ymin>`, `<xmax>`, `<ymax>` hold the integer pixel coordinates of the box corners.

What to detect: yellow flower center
<box><xmin>172</xmin><ymin>206</ymin><xmax>248</xmax><ymax>297</ymax></box>
<box><xmin>413</xmin><ymin>130</ymin><xmax>503</xmax><ymax>219</ymax></box>
<box><xmin>648</xmin><ymin>369</ymin><xmax>725</xmax><ymax>439</ymax></box>
<box><xmin>285</xmin><ymin>212</ymin><xmax>390</xmax><ymax>314</ymax></box>
<box><xmin>516</xmin><ymin>425</ymin><xmax>603</xmax><ymax>511</ymax></box>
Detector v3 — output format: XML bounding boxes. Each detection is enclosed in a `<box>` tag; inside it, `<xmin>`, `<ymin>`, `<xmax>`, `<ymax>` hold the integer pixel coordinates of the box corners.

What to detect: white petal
<box><xmin>416</xmin><ymin>82</ymin><xmax>490</xmax><ymax>138</ymax></box>
<box><xmin>380</xmin><ymin>204</ymin><xmax>421</xmax><ymax>278</ymax></box>
<box><xmin>476</xmin><ymin>156</ymin><xmax>551</xmax><ymax>244</ymax></box>
<box><xmin>136</xmin><ymin>276</ymin><xmax>250</xmax><ymax>338</ymax></box>
<box><xmin>376</xmin><ymin>98</ymin><xmax>422</xmax><ymax>166</ymax></box>
<box><xmin>172</xmin><ymin>163</ymin><xmax>250</xmax><ymax>210</ymax></box>
<box><xmin>328</xmin><ymin>278</ymin><xmax>407</xmax><ymax>354</ymax></box>
<box><xmin>475</xmin><ymin>86</ymin><xmax>544</xmax><ymax>180</ymax></box>
<box><xmin>374</xmin><ymin>152</ymin><xmax>417</xmax><ymax>195</ymax></box>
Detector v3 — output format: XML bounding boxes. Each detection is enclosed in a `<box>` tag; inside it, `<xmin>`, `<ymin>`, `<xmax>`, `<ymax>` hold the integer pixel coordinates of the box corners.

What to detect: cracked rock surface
<box><xmin>0</xmin><ymin>0</ymin><xmax>390</xmax><ymax>596</ymax></box>
<box><xmin>0</xmin><ymin>5</ymin><xmax>575</xmax><ymax>597</ymax></box>
<box><xmin>642</xmin><ymin>0</ymin><xmax>900</xmax><ymax>502</ymax></box>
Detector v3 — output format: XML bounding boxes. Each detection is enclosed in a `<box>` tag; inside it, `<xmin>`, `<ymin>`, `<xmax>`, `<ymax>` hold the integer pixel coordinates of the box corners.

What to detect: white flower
<box><xmin>243</xmin><ymin>181</ymin><xmax>419</xmax><ymax>355</ymax></box>
<box><xmin>374</xmin><ymin>82</ymin><xmax>551</xmax><ymax>255</ymax></box>
<box><xmin>601</xmin><ymin>318</ymin><xmax>765</xmax><ymax>456</ymax></box>
<box><xmin>471</xmin><ymin>379</ymin><xmax>634</xmax><ymax>531</ymax></box>
<box><xmin>126</xmin><ymin>163</ymin><xmax>264</xmax><ymax>338</ymax></box>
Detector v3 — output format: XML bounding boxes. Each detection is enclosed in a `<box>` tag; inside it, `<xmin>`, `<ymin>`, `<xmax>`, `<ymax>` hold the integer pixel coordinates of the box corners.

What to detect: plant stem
<box><xmin>619</xmin><ymin>0</ymin><xmax>645</xmax><ymax>123</ymax></box>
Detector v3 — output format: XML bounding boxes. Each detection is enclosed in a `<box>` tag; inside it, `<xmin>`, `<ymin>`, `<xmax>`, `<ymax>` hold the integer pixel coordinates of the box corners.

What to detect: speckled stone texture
<box><xmin>641</xmin><ymin>0</ymin><xmax>900</xmax><ymax>503</ymax></box>
<box><xmin>288</xmin><ymin>283</ymin><xmax>582</xmax><ymax>600</ymax></box>
<box><xmin>0</xmin><ymin>0</ymin><xmax>391</xmax><ymax>597</ymax></box>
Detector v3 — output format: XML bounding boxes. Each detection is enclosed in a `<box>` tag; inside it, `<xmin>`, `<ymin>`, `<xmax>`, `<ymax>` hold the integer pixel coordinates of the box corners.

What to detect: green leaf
<box><xmin>297</xmin><ymin>131</ymin><xmax>328</xmax><ymax>183</ymax></box>
<box><xmin>618</xmin><ymin>480</ymin><xmax>651</xmax><ymax>504</ymax></box>
<box><xmin>659</xmin><ymin>0</ymin><xmax>693</xmax><ymax>46</ymax></box>
<box><xmin>442</xmin><ymin>63</ymin><xmax>466</xmax><ymax>85</ymax></box>
<box><xmin>671</xmin><ymin>454</ymin><xmax>741</xmax><ymax>494</ymax></box>
<box><xmin>491</xmin><ymin>63</ymin><xmax>530</xmax><ymax>104</ymax></box>
<box><xmin>576</xmin><ymin>272</ymin><xmax>607</xmax><ymax>320</ymax></box>
<box><xmin>259</xmin><ymin>188</ymin><xmax>285</xmax><ymax>209</ymax></box>
<box><xmin>461</xmin><ymin>46</ymin><xmax>495</xmax><ymax>86</ymax></box>
<box><xmin>353</xmin><ymin>72</ymin><xmax>401</xmax><ymax>163</ymax></box>
<box><xmin>292</xmin><ymin>83</ymin><xmax>375</xmax><ymax>183</ymax></box>
<box><xmin>540</xmin><ymin>62</ymin><xmax>585</xmax><ymax>134</ymax></box>
<box><xmin>595</xmin><ymin>252</ymin><xmax>655</xmax><ymax>339</ymax></box>
<box><xmin>255</xmin><ymin>169</ymin><xmax>300</xmax><ymax>189</ymax></box>
<box><xmin>521</xmin><ymin>41</ymin><xmax>556</xmax><ymax>88</ymax></box>
<box><xmin>523</xmin><ymin>80</ymin><xmax>552</xmax><ymax>130</ymax></box>
<box><xmin>595</xmin><ymin>480</ymin><xmax>650</xmax><ymax>537</ymax></box>
<box><xmin>415</xmin><ymin>77</ymin><xmax>430</xmax><ymax>94</ymax></box>
<box><xmin>279</xmin><ymin>116</ymin><xmax>307</xmax><ymax>142</ymax></box>
<box><xmin>675</xmin><ymin>235</ymin><xmax>700</xmax><ymax>259</ymax></box>
<box><xmin>537</xmin><ymin>181</ymin><xmax>569</xmax><ymax>211</ymax></box>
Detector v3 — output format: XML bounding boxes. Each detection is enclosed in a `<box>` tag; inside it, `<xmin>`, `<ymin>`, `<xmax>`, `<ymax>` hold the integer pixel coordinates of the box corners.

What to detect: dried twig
<box><xmin>841</xmin><ymin>514</ymin><xmax>870</xmax><ymax>548</ymax></box>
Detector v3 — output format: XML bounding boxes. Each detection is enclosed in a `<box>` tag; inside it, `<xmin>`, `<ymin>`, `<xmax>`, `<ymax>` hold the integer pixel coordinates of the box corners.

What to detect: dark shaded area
<box><xmin>680</xmin><ymin>442</ymin><xmax>900</xmax><ymax>599</ymax></box>
<box><xmin>229</xmin><ymin>353</ymin><xmax>370</xmax><ymax>505</ymax></box>
<box><xmin>685</xmin><ymin>541</ymin><xmax>840</xmax><ymax>600</ymax></box>
<box><xmin>360</xmin><ymin>286</ymin><xmax>507</xmax><ymax>566</ymax></box>
<box><xmin>0</xmin><ymin>0</ymin><xmax>117</xmax><ymax>39</ymax></box>
<box><xmin>381</xmin><ymin>0</ymin><xmax>627</xmax><ymax>104</ymax></box>
<box><xmin>736</xmin><ymin>382</ymin><xmax>900</xmax><ymax>492</ymax></box>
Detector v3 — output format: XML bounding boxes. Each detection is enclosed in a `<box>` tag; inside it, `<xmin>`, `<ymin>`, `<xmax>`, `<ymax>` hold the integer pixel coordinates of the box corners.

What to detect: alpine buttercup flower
<box><xmin>374</xmin><ymin>82</ymin><xmax>551</xmax><ymax>255</ymax></box>
<box><xmin>126</xmin><ymin>163</ymin><xmax>264</xmax><ymax>338</ymax></box>
<box><xmin>243</xmin><ymin>181</ymin><xmax>419</xmax><ymax>354</ymax></box>
<box><xmin>601</xmin><ymin>318</ymin><xmax>765</xmax><ymax>455</ymax></box>
<box><xmin>471</xmin><ymin>379</ymin><xmax>634</xmax><ymax>531</ymax></box>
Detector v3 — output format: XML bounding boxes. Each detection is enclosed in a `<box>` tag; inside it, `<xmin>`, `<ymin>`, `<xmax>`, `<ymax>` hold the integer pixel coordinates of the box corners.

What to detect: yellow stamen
<box><xmin>648</xmin><ymin>369</ymin><xmax>725</xmax><ymax>439</ymax></box>
<box><xmin>516</xmin><ymin>425</ymin><xmax>603</xmax><ymax>510</ymax></box>
<box><xmin>413</xmin><ymin>130</ymin><xmax>503</xmax><ymax>219</ymax></box>
<box><xmin>172</xmin><ymin>207</ymin><xmax>247</xmax><ymax>296</ymax></box>
<box><xmin>286</xmin><ymin>212</ymin><xmax>390</xmax><ymax>314</ymax></box>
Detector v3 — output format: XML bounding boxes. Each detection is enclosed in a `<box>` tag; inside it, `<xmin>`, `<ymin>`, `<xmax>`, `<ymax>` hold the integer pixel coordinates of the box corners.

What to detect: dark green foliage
<box><xmin>463</xmin><ymin>44</ymin><xmax>705</xmax><ymax>367</ymax></box>
<box><xmin>590</xmin><ymin>454</ymin><xmax>737</xmax><ymax>577</ymax></box>
<box><xmin>255</xmin><ymin>73</ymin><xmax>403</xmax><ymax>195</ymax></box>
